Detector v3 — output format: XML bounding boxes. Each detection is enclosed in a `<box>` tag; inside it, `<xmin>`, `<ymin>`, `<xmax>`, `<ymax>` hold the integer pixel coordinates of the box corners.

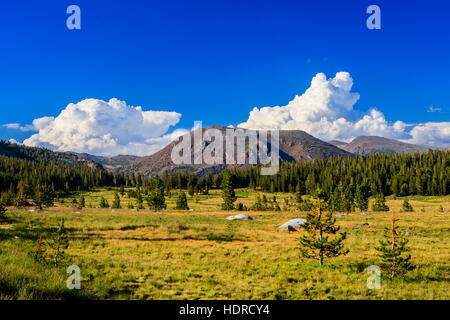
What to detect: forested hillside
<box><xmin>0</xmin><ymin>141</ymin><xmax>102</xmax><ymax>169</ymax></box>
<box><xmin>0</xmin><ymin>155</ymin><xmax>123</xmax><ymax>197</ymax></box>
<box><xmin>157</xmin><ymin>150</ymin><xmax>449</xmax><ymax>199</ymax></box>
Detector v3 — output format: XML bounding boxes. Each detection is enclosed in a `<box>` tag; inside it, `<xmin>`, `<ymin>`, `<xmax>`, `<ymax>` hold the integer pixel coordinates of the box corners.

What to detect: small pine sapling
<box><xmin>299</xmin><ymin>190</ymin><xmax>349</xmax><ymax>266</ymax></box>
<box><xmin>375</xmin><ymin>211</ymin><xmax>415</xmax><ymax>278</ymax></box>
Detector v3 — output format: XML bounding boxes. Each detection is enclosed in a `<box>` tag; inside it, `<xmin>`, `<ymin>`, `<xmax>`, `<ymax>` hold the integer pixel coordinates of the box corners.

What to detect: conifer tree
<box><xmin>296</xmin><ymin>192</ymin><xmax>303</xmax><ymax>204</ymax></box>
<box><xmin>375</xmin><ymin>211</ymin><xmax>415</xmax><ymax>278</ymax></box>
<box><xmin>355</xmin><ymin>185</ymin><xmax>370</xmax><ymax>211</ymax></box>
<box><xmin>0</xmin><ymin>199</ymin><xmax>6</xmax><ymax>220</ymax></box>
<box><xmin>99</xmin><ymin>197</ymin><xmax>109</xmax><ymax>208</ymax></box>
<box><xmin>119</xmin><ymin>185</ymin><xmax>125</xmax><ymax>196</ymax></box>
<box><xmin>147</xmin><ymin>176</ymin><xmax>166</xmax><ymax>210</ymax></box>
<box><xmin>188</xmin><ymin>181</ymin><xmax>195</xmax><ymax>197</ymax></box>
<box><xmin>46</xmin><ymin>219</ymin><xmax>69</xmax><ymax>267</ymax></box>
<box><xmin>112</xmin><ymin>192</ymin><xmax>121</xmax><ymax>209</ymax></box>
<box><xmin>221</xmin><ymin>171</ymin><xmax>236</xmax><ymax>210</ymax></box>
<box><xmin>372</xmin><ymin>193</ymin><xmax>390</xmax><ymax>211</ymax></box>
<box><xmin>135</xmin><ymin>187</ymin><xmax>144</xmax><ymax>209</ymax></box>
<box><xmin>299</xmin><ymin>189</ymin><xmax>349</xmax><ymax>266</ymax></box>
<box><xmin>176</xmin><ymin>191</ymin><xmax>189</xmax><ymax>210</ymax></box>
<box><xmin>252</xmin><ymin>194</ymin><xmax>264</xmax><ymax>211</ymax></box>
<box><xmin>402</xmin><ymin>199</ymin><xmax>414</xmax><ymax>212</ymax></box>
<box><xmin>79</xmin><ymin>194</ymin><xmax>86</xmax><ymax>208</ymax></box>
<box><xmin>33</xmin><ymin>184</ymin><xmax>54</xmax><ymax>210</ymax></box>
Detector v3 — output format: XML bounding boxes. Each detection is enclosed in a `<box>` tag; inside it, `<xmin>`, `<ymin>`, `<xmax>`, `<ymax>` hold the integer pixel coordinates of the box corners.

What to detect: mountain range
<box><xmin>328</xmin><ymin>136</ymin><xmax>434</xmax><ymax>156</ymax></box>
<box><xmin>1</xmin><ymin>127</ymin><xmax>437</xmax><ymax>176</ymax></box>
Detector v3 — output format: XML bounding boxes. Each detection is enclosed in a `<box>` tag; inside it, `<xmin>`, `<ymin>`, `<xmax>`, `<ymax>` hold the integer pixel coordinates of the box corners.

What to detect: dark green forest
<box><xmin>0</xmin><ymin>139</ymin><xmax>448</xmax><ymax>209</ymax></box>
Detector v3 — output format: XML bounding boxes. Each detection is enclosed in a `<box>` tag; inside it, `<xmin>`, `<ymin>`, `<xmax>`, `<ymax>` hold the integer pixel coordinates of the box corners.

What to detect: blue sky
<box><xmin>1</xmin><ymin>0</ymin><xmax>449</xmax><ymax>155</ymax></box>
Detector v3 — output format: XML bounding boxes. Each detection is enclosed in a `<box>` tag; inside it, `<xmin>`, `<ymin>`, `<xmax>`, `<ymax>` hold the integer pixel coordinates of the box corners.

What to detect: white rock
<box><xmin>226</xmin><ymin>214</ymin><xmax>253</xmax><ymax>221</ymax></box>
<box><xmin>335</xmin><ymin>213</ymin><xmax>348</xmax><ymax>217</ymax></box>
<box><xmin>278</xmin><ymin>218</ymin><xmax>306</xmax><ymax>230</ymax></box>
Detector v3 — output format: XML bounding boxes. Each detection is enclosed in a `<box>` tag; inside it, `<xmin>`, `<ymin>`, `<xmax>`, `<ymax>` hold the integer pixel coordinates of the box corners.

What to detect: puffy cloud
<box><xmin>8</xmin><ymin>138</ymin><xmax>20</xmax><ymax>144</ymax></box>
<box><xmin>403</xmin><ymin>122</ymin><xmax>450</xmax><ymax>147</ymax></box>
<box><xmin>239</xmin><ymin>72</ymin><xmax>450</xmax><ymax>147</ymax></box>
<box><xmin>22</xmin><ymin>98</ymin><xmax>186</xmax><ymax>156</ymax></box>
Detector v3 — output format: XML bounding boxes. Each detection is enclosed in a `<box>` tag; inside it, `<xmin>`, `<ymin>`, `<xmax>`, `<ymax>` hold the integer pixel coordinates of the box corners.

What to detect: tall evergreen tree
<box><xmin>355</xmin><ymin>184</ymin><xmax>371</xmax><ymax>212</ymax></box>
<box><xmin>221</xmin><ymin>171</ymin><xmax>236</xmax><ymax>210</ymax></box>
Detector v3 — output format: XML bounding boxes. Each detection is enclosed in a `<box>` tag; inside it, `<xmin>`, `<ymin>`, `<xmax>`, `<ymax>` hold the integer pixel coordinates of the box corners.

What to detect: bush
<box><xmin>372</xmin><ymin>194</ymin><xmax>389</xmax><ymax>212</ymax></box>
<box><xmin>99</xmin><ymin>197</ymin><xmax>109</xmax><ymax>208</ymax></box>
<box><xmin>176</xmin><ymin>191</ymin><xmax>189</xmax><ymax>210</ymax></box>
<box><xmin>402</xmin><ymin>200</ymin><xmax>414</xmax><ymax>212</ymax></box>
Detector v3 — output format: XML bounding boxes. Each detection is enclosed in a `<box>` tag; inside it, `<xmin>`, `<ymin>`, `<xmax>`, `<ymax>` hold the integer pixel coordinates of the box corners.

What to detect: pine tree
<box><xmin>402</xmin><ymin>199</ymin><xmax>414</xmax><ymax>212</ymax></box>
<box><xmin>375</xmin><ymin>211</ymin><xmax>415</xmax><ymax>278</ymax></box>
<box><xmin>355</xmin><ymin>185</ymin><xmax>370</xmax><ymax>212</ymax></box>
<box><xmin>221</xmin><ymin>171</ymin><xmax>236</xmax><ymax>210</ymax></box>
<box><xmin>176</xmin><ymin>191</ymin><xmax>189</xmax><ymax>210</ymax></box>
<box><xmin>252</xmin><ymin>193</ymin><xmax>264</xmax><ymax>211</ymax></box>
<box><xmin>135</xmin><ymin>187</ymin><xmax>144</xmax><ymax>209</ymax></box>
<box><xmin>79</xmin><ymin>194</ymin><xmax>86</xmax><ymax>208</ymax></box>
<box><xmin>187</xmin><ymin>181</ymin><xmax>195</xmax><ymax>197</ymax></box>
<box><xmin>372</xmin><ymin>193</ymin><xmax>390</xmax><ymax>211</ymax></box>
<box><xmin>33</xmin><ymin>184</ymin><xmax>45</xmax><ymax>210</ymax></box>
<box><xmin>46</xmin><ymin>219</ymin><xmax>70</xmax><ymax>267</ymax></box>
<box><xmin>296</xmin><ymin>192</ymin><xmax>303</xmax><ymax>204</ymax></box>
<box><xmin>147</xmin><ymin>176</ymin><xmax>166</xmax><ymax>211</ymax></box>
<box><xmin>99</xmin><ymin>197</ymin><xmax>109</xmax><ymax>208</ymax></box>
<box><xmin>112</xmin><ymin>192</ymin><xmax>121</xmax><ymax>208</ymax></box>
<box><xmin>0</xmin><ymin>199</ymin><xmax>6</xmax><ymax>220</ymax></box>
<box><xmin>299</xmin><ymin>190</ymin><xmax>349</xmax><ymax>266</ymax></box>
<box><xmin>119</xmin><ymin>185</ymin><xmax>125</xmax><ymax>196</ymax></box>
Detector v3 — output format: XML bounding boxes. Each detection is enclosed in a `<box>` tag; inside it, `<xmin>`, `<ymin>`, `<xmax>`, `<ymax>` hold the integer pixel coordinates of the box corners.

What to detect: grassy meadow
<box><xmin>0</xmin><ymin>188</ymin><xmax>449</xmax><ymax>300</ymax></box>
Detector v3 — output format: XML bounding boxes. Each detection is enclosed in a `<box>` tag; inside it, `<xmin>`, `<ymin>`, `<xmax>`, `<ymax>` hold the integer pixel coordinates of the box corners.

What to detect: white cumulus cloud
<box><xmin>238</xmin><ymin>72</ymin><xmax>450</xmax><ymax>147</ymax></box>
<box><xmin>21</xmin><ymin>98</ymin><xmax>187</xmax><ymax>156</ymax></box>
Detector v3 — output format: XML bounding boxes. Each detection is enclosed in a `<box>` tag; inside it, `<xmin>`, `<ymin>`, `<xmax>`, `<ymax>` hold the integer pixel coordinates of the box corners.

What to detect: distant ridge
<box><xmin>329</xmin><ymin>136</ymin><xmax>434</xmax><ymax>155</ymax></box>
<box><xmin>119</xmin><ymin>125</ymin><xmax>350</xmax><ymax>176</ymax></box>
<box><xmin>69</xmin><ymin>152</ymin><xmax>139</xmax><ymax>172</ymax></box>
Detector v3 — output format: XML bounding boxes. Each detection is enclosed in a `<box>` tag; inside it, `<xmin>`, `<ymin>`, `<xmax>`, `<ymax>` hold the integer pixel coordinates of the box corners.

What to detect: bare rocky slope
<box><xmin>118</xmin><ymin>125</ymin><xmax>351</xmax><ymax>176</ymax></box>
<box><xmin>329</xmin><ymin>136</ymin><xmax>434</xmax><ymax>155</ymax></box>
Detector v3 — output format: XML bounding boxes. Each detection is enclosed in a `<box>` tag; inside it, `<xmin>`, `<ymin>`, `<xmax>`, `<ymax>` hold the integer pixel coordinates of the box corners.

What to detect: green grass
<box><xmin>0</xmin><ymin>189</ymin><xmax>448</xmax><ymax>300</ymax></box>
